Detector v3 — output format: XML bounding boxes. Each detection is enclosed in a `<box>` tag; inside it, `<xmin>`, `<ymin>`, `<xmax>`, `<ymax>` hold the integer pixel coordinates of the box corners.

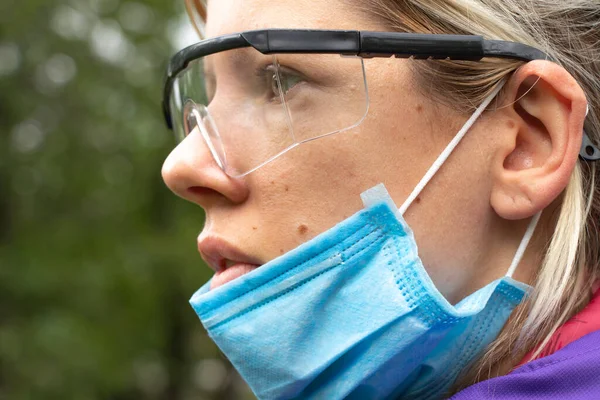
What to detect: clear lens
<box><xmin>184</xmin><ymin>102</ymin><xmax>226</xmax><ymax>170</ymax></box>
<box><xmin>169</xmin><ymin>47</ymin><xmax>368</xmax><ymax>177</ymax></box>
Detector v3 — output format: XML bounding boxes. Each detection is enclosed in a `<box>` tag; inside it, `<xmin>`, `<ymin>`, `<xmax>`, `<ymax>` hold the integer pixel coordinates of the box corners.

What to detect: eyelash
<box><xmin>259</xmin><ymin>64</ymin><xmax>304</xmax><ymax>102</ymax></box>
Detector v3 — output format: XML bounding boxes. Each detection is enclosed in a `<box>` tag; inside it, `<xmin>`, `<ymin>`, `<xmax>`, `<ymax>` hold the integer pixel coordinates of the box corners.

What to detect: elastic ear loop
<box><xmin>398</xmin><ymin>79</ymin><xmax>541</xmax><ymax>279</ymax></box>
<box><xmin>505</xmin><ymin>212</ymin><xmax>541</xmax><ymax>278</ymax></box>
<box><xmin>399</xmin><ymin>81</ymin><xmax>506</xmax><ymax>215</ymax></box>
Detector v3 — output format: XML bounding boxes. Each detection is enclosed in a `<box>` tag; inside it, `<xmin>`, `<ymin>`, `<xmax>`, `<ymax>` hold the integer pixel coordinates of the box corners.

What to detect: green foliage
<box><xmin>0</xmin><ymin>0</ymin><xmax>253</xmax><ymax>398</ymax></box>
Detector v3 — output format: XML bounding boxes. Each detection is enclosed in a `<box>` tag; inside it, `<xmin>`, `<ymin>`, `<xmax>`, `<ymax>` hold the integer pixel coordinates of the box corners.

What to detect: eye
<box><xmin>271</xmin><ymin>71</ymin><xmax>303</xmax><ymax>98</ymax></box>
<box><xmin>264</xmin><ymin>65</ymin><xmax>304</xmax><ymax>101</ymax></box>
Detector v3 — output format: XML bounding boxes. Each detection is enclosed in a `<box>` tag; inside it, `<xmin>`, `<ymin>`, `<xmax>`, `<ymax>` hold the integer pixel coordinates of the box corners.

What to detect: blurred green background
<box><xmin>0</xmin><ymin>0</ymin><xmax>254</xmax><ymax>398</ymax></box>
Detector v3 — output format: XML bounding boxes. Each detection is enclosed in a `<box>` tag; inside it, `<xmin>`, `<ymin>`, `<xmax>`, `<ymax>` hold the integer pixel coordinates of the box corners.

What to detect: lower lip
<box><xmin>210</xmin><ymin>263</ymin><xmax>259</xmax><ymax>290</ymax></box>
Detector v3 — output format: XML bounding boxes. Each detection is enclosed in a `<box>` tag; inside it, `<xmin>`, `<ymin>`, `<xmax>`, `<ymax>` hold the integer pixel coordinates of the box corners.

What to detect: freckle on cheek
<box><xmin>415</xmin><ymin>197</ymin><xmax>422</xmax><ymax>204</ymax></box>
<box><xmin>298</xmin><ymin>224</ymin><xmax>308</xmax><ymax>235</ymax></box>
<box><xmin>280</xmin><ymin>249</ymin><xmax>284</xmax><ymax>254</ymax></box>
<box><xmin>416</xmin><ymin>104</ymin><xmax>423</xmax><ymax>113</ymax></box>
<box><xmin>508</xmin><ymin>121</ymin><xmax>516</xmax><ymax>129</ymax></box>
<box><xmin>252</xmin><ymin>226</ymin><xmax>257</xmax><ymax>231</ymax></box>
<box><xmin>284</xmin><ymin>185</ymin><xmax>289</xmax><ymax>192</ymax></box>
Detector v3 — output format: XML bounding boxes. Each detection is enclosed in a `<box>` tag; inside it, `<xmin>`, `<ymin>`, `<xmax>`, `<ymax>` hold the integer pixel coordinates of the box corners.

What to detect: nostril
<box><xmin>188</xmin><ymin>186</ymin><xmax>220</xmax><ymax>198</ymax></box>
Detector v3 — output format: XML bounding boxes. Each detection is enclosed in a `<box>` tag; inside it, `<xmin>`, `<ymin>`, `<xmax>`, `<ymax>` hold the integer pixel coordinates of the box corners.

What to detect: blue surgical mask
<box><xmin>190</xmin><ymin>82</ymin><xmax>539</xmax><ymax>399</ymax></box>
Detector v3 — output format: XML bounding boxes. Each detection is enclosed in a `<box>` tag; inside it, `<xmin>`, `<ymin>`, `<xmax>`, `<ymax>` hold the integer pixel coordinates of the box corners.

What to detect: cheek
<box><xmin>248</xmin><ymin>139</ymin><xmax>369</xmax><ymax>237</ymax></box>
<box><xmin>242</xmin><ymin>113</ymin><xmax>432</xmax><ymax>260</ymax></box>
<box><xmin>239</xmin><ymin>138</ymin><xmax>373</xmax><ymax>260</ymax></box>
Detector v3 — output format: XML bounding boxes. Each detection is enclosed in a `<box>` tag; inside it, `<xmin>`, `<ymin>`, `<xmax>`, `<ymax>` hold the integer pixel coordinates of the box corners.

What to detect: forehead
<box><xmin>205</xmin><ymin>0</ymin><xmax>382</xmax><ymax>38</ymax></box>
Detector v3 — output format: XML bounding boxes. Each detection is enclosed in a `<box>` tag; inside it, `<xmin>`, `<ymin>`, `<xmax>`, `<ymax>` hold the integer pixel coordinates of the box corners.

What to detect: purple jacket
<box><xmin>451</xmin><ymin>330</ymin><xmax>600</xmax><ymax>399</ymax></box>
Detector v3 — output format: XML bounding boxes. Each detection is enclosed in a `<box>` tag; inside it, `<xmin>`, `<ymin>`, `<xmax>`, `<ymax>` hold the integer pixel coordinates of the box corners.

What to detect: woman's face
<box><xmin>162</xmin><ymin>0</ymin><xmax>518</xmax><ymax>301</ymax></box>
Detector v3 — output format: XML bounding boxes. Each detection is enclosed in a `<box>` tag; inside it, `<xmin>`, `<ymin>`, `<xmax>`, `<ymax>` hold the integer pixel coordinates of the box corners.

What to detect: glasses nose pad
<box><xmin>184</xmin><ymin>101</ymin><xmax>227</xmax><ymax>172</ymax></box>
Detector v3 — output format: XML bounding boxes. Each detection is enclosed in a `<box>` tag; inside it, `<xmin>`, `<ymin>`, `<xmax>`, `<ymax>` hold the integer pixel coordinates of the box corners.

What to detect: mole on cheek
<box><xmin>416</xmin><ymin>104</ymin><xmax>423</xmax><ymax>113</ymax></box>
<box><xmin>297</xmin><ymin>224</ymin><xmax>308</xmax><ymax>235</ymax></box>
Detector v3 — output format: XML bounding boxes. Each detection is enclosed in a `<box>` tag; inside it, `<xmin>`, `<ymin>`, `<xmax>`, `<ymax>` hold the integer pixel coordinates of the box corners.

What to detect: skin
<box><xmin>162</xmin><ymin>0</ymin><xmax>588</xmax><ymax>308</ymax></box>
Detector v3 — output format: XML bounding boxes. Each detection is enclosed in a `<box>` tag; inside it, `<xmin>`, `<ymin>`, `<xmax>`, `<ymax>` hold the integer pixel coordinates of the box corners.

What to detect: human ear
<box><xmin>490</xmin><ymin>60</ymin><xmax>588</xmax><ymax>220</ymax></box>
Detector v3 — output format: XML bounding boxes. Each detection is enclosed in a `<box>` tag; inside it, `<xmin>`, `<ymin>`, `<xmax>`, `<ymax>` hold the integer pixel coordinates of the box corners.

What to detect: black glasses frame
<box><xmin>162</xmin><ymin>29</ymin><xmax>600</xmax><ymax>161</ymax></box>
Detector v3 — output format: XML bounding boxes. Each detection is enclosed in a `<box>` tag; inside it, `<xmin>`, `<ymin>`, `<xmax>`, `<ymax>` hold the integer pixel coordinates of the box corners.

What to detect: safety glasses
<box><xmin>163</xmin><ymin>29</ymin><xmax>600</xmax><ymax>177</ymax></box>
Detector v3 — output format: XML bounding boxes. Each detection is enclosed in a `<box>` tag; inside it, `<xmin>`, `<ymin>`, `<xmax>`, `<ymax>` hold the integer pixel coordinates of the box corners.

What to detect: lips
<box><xmin>197</xmin><ymin>235</ymin><xmax>262</xmax><ymax>290</ymax></box>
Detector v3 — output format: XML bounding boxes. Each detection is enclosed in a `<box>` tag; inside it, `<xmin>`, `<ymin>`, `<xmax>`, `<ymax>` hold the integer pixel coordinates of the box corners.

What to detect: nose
<box><xmin>162</xmin><ymin>127</ymin><xmax>249</xmax><ymax>208</ymax></box>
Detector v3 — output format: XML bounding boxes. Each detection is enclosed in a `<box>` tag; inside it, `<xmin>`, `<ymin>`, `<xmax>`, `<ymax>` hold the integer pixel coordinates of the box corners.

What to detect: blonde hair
<box><xmin>186</xmin><ymin>0</ymin><xmax>600</xmax><ymax>394</ymax></box>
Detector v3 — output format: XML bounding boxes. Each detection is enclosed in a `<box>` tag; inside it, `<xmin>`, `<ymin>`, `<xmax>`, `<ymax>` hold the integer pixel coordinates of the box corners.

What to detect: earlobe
<box><xmin>490</xmin><ymin>61</ymin><xmax>587</xmax><ymax>220</ymax></box>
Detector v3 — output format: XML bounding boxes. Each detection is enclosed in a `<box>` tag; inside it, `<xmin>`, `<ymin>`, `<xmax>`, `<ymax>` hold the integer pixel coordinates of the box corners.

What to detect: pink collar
<box><xmin>518</xmin><ymin>281</ymin><xmax>600</xmax><ymax>366</ymax></box>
